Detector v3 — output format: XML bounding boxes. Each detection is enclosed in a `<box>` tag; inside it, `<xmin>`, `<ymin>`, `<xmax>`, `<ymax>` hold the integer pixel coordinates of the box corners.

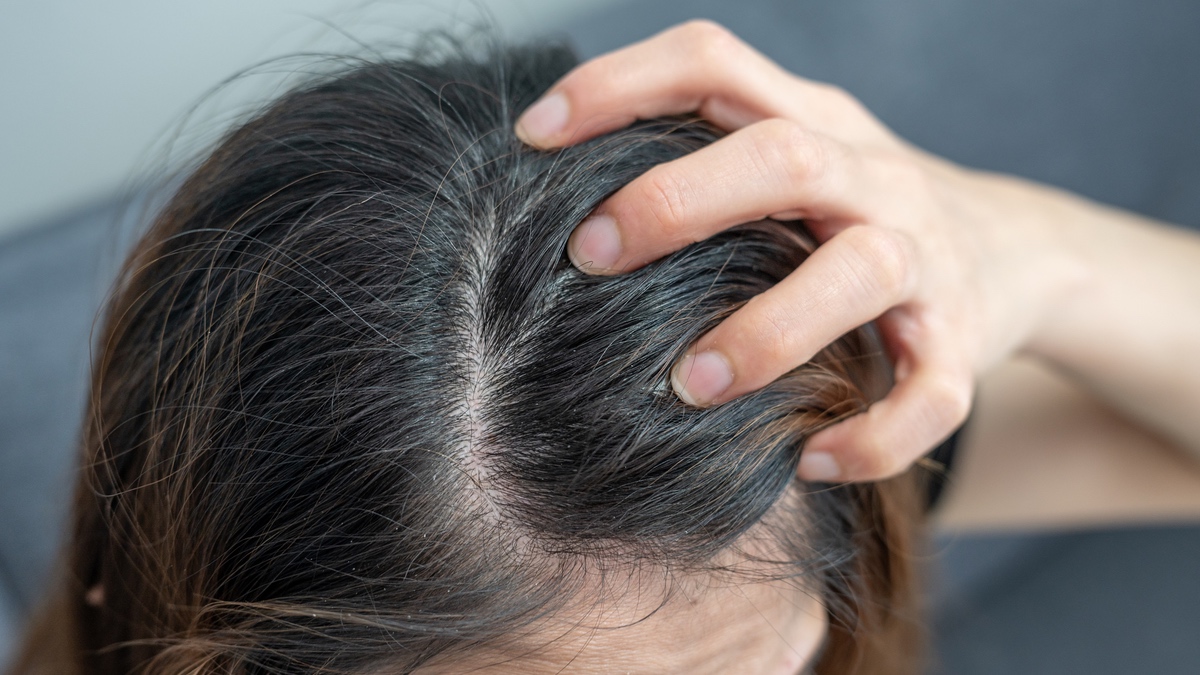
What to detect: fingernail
<box><xmin>798</xmin><ymin>451</ymin><xmax>841</xmax><ymax>482</ymax></box>
<box><xmin>568</xmin><ymin>214</ymin><xmax>622</xmax><ymax>272</ymax></box>
<box><xmin>671</xmin><ymin>350</ymin><xmax>734</xmax><ymax>407</ymax></box>
<box><xmin>516</xmin><ymin>92</ymin><xmax>569</xmax><ymax>146</ymax></box>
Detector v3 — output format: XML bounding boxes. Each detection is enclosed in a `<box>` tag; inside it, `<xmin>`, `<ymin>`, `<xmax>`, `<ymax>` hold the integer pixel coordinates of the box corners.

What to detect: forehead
<box><xmin>413</xmin><ymin>569</ymin><xmax>828</xmax><ymax>675</ymax></box>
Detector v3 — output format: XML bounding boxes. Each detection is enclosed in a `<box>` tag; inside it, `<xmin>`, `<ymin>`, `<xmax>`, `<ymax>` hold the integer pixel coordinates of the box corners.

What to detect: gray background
<box><xmin>3</xmin><ymin>0</ymin><xmax>1199</xmax><ymax>672</ymax></box>
<box><xmin>0</xmin><ymin>0</ymin><xmax>624</xmax><ymax>239</ymax></box>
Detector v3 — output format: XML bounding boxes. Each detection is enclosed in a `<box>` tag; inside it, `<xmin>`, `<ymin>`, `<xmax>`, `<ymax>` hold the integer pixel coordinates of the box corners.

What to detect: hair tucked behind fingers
<box><xmin>9</xmin><ymin>36</ymin><xmax>926</xmax><ymax>675</ymax></box>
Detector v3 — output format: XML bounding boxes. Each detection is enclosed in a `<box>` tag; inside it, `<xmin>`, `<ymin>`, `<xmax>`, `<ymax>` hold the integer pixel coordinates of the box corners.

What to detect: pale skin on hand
<box><xmin>515</xmin><ymin>20</ymin><xmax>1200</xmax><ymax>508</ymax></box>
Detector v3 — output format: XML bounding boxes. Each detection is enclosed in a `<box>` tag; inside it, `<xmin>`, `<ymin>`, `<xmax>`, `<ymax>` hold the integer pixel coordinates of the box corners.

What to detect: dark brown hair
<box><xmin>10</xmin><ymin>38</ymin><xmax>926</xmax><ymax>675</ymax></box>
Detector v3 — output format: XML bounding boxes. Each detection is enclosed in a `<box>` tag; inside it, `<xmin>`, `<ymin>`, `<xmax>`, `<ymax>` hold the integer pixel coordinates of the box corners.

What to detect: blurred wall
<box><xmin>0</xmin><ymin>0</ymin><xmax>622</xmax><ymax>239</ymax></box>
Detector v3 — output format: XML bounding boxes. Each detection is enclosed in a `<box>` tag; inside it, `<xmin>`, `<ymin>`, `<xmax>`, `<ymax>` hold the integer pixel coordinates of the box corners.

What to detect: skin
<box><xmin>409</xmin><ymin>497</ymin><xmax>831</xmax><ymax>675</ymax></box>
<box><xmin>513</xmin><ymin>20</ymin><xmax>1200</xmax><ymax>493</ymax></box>
<box><xmin>413</xmin><ymin>569</ymin><xmax>827</xmax><ymax>675</ymax></box>
<box><xmin>934</xmin><ymin>357</ymin><xmax>1200</xmax><ymax>532</ymax></box>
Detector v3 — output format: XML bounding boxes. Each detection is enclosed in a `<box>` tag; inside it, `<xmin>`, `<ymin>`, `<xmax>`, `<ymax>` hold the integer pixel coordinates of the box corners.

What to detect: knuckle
<box><xmin>747</xmin><ymin>298</ymin><xmax>796</xmax><ymax>364</ymax></box>
<box><xmin>818</xmin><ymin>82</ymin><xmax>867</xmax><ymax>115</ymax></box>
<box><xmin>678</xmin><ymin>20</ymin><xmax>744</xmax><ymax>66</ymax></box>
<box><xmin>749</xmin><ymin>119</ymin><xmax>826</xmax><ymax>186</ymax></box>
<box><xmin>838</xmin><ymin>226</ymin><xmax>916</xmax><ymax>301</ymax></box>
<box><xmin>852</xmin><ymin>433</ymin><xmax>904</xmax><ymax>479</ymax></box>
<box><xmin>926</xmin><ymin>373</ymin><xmax>973</xmax><ymax>428</ymax></box>
<box><xmin>636</xmin><ymin>168</ymin><xmax>693</xmax><ymax>240</ymax></box>
<box><xmin>679</xmin><ymin>19</ymin><xmax>735</xmax><ymax>45</ymax></box>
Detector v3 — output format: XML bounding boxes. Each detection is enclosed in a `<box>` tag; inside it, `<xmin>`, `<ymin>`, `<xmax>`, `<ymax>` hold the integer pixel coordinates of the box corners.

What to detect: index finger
<box><xmin>515</xmin><ymin>20</ymin><xmax>832</xmax><ymax>148</ymax></box>
<box><xmin>567</xmin><ymin>119</ymin><xmax>872</xmax><ymax>275</ymax></box>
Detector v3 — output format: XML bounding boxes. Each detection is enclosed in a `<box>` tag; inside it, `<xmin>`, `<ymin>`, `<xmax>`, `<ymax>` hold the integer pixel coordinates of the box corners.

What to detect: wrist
<box><xmin>958</xmin><ymin>167</ymin><xmax>1094</xmax><ymax>370</ymax></box>
<box><xmin>1011</xmin><ymin>179</ymin><xmax>1100</xmax><ymax>365</ymax></box>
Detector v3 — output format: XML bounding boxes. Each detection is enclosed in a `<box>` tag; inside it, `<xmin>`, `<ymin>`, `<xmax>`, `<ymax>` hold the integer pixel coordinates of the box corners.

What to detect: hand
<box><xmin>515</xmin><ymin>21</ymin><xmax>1086</xmax><ymax>482</ymax></box>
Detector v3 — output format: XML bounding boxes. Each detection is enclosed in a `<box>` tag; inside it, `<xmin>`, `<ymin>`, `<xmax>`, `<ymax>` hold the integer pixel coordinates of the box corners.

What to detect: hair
<box><xmin>9</xmin><ymin>36</ymin><xmax>927</xmax><ymax>675</ymax></box>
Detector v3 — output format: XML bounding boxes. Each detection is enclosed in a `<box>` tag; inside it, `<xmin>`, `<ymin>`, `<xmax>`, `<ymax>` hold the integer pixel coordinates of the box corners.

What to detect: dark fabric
<box><xmin>928</xmin><ymin>525</ymin><xmax>1200</xmax><ymax>674</ymax></box>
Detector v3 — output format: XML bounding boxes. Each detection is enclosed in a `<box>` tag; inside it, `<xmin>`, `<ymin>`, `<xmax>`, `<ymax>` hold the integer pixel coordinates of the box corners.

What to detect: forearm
<box><xmin>933</xmin><ymin>358</ymin><xmax>1200</xmax><ymax>532</ymax></box>
<box><xmin>1022</xmin><ymin>184</ymin><xmax>1200</xmax><ymax>456</ymax></box>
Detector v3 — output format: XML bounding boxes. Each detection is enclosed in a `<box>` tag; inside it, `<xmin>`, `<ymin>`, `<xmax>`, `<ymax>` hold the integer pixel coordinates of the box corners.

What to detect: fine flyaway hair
<box><xmin>10</xmin><ymin>34</ymin><xmax>925</xmax><ymax>675</ymax></box>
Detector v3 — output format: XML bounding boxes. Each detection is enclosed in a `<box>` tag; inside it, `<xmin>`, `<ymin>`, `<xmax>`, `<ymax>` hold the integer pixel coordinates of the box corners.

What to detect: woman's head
<box><xmin>15</xmin><ymin>39</ymin><xmax>925</xmax><ymax>675</ymax></box>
